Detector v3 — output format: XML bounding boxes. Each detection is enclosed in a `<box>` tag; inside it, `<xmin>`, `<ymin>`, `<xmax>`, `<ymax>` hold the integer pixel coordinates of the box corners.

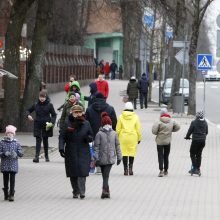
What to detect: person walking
<box><xmin>59</xmin><ymin>105</ymin><xmax>93</xmax><ymax>199</ymax></box>
<box><xmin>59</xmin><ymin>91</ymin><xmax>84</xmax><ymax>131</ymax></box>
<box><xmin>84</xmin><ymin>82</ymin><xmax>99</xmax><ymax>107</ymax></box>
<box><xmin>96</xmin><ymin>74</ymin><xmax>109</xmax><ymax>99</ymax></box>
<box><xmin>116</xmin><ymin>102</ymin><xmax>141</xmax><ymax>176</ymax></box>
<box><xmin>94</xmin><ymin>112</ymin><xmax>122</xmax><ymax>199</ymax></box>
<box><xmin>118</xmin><ymin>65</ymin><xmax>123</xmax><ymax>80</ymax></box>
<box><xmin>138</xmin><ymin>73</ymin><xmax>149</xmax><ymax>109</ymax></box>
<box><xmin>152</xmin><ymin>108</ymin><xmax>180</xmax><ymax>177</ymax></box>
<box><xmin>127</xmin><ymin>76</ymin><xmax>138</xmax><ymax>109</ymax></box>
<box><xmin>103</xmin><ymin>62</ymin><xmax>111</xmax><ymax>79</ymax></box>
<box><xmin>184</xmin><ymin>111</ymin><xmax>208</xmax><ymax>175</ymax></box>
<box><xmin>26</xmin><ymin>90</ymin><xmax>57</xmax><ymax>163</ymax></box>
<box><xmin>110</xmin><ymin>60</ymin><xmax>118</xmax><ymax>80</ymax></box>
<box><xmin>0</xmin><ymin>125</ymin><xmax>23</xmax><ymax>201</ymax></box>
<box><xmin>85</xmin><ymin>92</ymin><xmax>117</xmax><ymax>174</ymax></box>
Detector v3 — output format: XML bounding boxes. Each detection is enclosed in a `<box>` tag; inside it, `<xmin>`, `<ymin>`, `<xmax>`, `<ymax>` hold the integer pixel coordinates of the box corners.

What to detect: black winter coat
<box><xmin>186</xmin><ymin>118</ymin><xmax>208</xmax><ymax>141</ymax></box>
<box><xmin>59</xmin><ymin>115</ymin><xmax>93</xmax><ymax>177</ymax></box>
<box><xmin>127</xmin><ymin>79</ymin><xmax>138</xmax><ymax>99</ymax></box>
<box><xmin>85</xmin><ymin>98</ymin><xmax>117</xmax><ymax>138</ymax></box>
<box><xmin>26</xmin><ymin>99</ymin><xmax>57</xmax><ymax>137</ymax></box>
<box><xmin>138</xmin><ymin>75</ymin><xmax>149</xmax><ymax>93</ymax></box>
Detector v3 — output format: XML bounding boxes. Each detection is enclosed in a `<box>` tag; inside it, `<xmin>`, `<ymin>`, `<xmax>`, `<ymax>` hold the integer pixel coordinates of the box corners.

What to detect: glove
<box><xmin>4</xmin><ymin>151</ymin><xmax>11</xmax><ymax>157</ymax></box>
<box><xmin>117</xmin><ymin>160</ymin><xmax>121</xmax><ymax>165</ymax></box>
<box><xmin>46</xmin><ymin>122</ymin><xmax>53</xmax><ymax>131</ymax></box>
<box><xmin>28</xmin><ymin>115</ymin><xmax>34</xmax><ymax>121</ymax></box>
<box><xmin>11</xmin><ymin>150</ymin><xmax>17</xmax><ymax>159</ymax></box>
<box><xmin>184</xmin><ymin>137</ymin><xmax>191</xmax><ymax>140</ymax></box>
<box><xmin>138</xmin><ymin>141</ymin><xmax>141</xmax><ymax>144</ymax></box>
<box><xmin>95</xmin><ymin>160</ymin><xmax>100</xmax><ymax>167</ymax></box>
<box><xmin>59</xmin><ymin>150</ymin><xmax>65</xmax><ymax>158</ymax></box>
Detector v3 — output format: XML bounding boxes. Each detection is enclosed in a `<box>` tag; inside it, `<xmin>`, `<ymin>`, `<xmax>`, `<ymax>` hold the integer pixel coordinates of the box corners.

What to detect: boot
<box><xmin>8</xmin><ymin>190</ymin><xmax>15</xmax><ymax>202</ymax></box>
<box><xmin>2</xmin><ymin>188</ymin><xmax>8</xmax><ymax>200</ymax></box>
<box><xmin>45</xmin><ymin>156</ymin><xmax>50</xmax><ymax>162</ymax></box>
<box><xmin>101</xmin><ymin>188</ymin><xmax>106</xmax><ymax>199</ymax></box>
<box><xmin>129</xmin><ymin>164</ymin><xmax>133</xmax><ymax>175</ymax></box>
<box><xmin>33</xmin><ymin>156</ymin><xmax>39</xmax><ymax>163</ymax></box>
<box><xmin>124</xmin><ymin>168</ymin><xmax>128</xmax><ymax>176</ymax></box>
<box><xmin>105</xmin><ymin>187</ymin><xmax>110</xmax><ymax>199</ymax></box>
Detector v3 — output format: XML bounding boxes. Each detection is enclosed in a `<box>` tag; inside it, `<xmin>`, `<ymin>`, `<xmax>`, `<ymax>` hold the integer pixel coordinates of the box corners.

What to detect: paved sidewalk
<box><xmin>1</xmin><ymin>80</ymin><xmax>220</xmax><ymax>220</ymax></box>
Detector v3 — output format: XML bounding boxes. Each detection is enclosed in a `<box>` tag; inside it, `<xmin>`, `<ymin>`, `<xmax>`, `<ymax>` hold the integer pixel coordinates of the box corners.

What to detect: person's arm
<box><xmin>185</xmin><ymin>121</ymin><xmax>194</xmax><ymax>139</ymax></box>
<box><xmin>49</xmin><ymin>103</ymin><xmax>57</xmax><ymax>125</ymax></box>
<box><xmin>16</xmin><ymin>143</ymin><xmax>23</xmax><ymax>157</ymax></box>
<box><xmin>135</xmin><ymin>116</ymin><xmax>142</xmax><ymax>142</ymax></box>
<box><xmin>111</xmin><ymin>108</ymin><xmax>117</xmax><ymax>131</ymax></box>
<box><xmin>94</xmin><ymin>133</ymin><xmax>101</xmax><ymax>160</ymax></box>
<box><xmin>152</xmin><ymin>121</ymin><xmax>159</xmax><ymax>135</ymax></box>
<box><xmin>116</xmin><ymin>117</ymin><xmax>122</xmax><ymax>136</ymax></box>
<box><xmin>105</xmin><ymin>82</ymin><xmax>109</xmax><ymax>98</ymax></box>
<box><xmin>173</xmin><ymin>121</ymin><xmax>180</xmax><ymax>132</ymax></box>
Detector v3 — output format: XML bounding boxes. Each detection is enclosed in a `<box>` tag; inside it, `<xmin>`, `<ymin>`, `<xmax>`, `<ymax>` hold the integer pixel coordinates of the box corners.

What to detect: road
<box><xmin>152</xmin><ymin>80</ymin><xmax>220</xmax><ymax>125</ymax></box>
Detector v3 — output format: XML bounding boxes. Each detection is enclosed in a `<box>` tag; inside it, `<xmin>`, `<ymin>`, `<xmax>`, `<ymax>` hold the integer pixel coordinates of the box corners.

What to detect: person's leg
<box><xmin>144</xmin><ymin>93</ymin><xmax>148</xmax><ymax>108</ymax></box>
<box><xmin>70</xmin><ymin>177</ymin><xmax>79</xmax><ymax>198</ymax></box>
<box><xmin>8</xmin><ymin>172</ymin><xmax>15</xmax><ymax>201</ymax></box>
<box><xmin>134</xmin><ymin>98</ymin><xmax>137</xmax><ymax>109</ymax></box>
<box><xmin>43</xmin><ymin>137</ymin><xmax>49</xmax><ymax>162</ymax></box>
<box><xmin>33</xmin><ymin>136</ymin><xmax>42</xmax><ymax>162</ymax></box>
<box><xmin>139</xmin><ymin>92</ymin><xmax>143</xmax><ymax>109</ymax></box>
<box><xmin>101</xmin><ymin>165</ymin><xmax>112</xmax><ymax>198</ymax></box>
<box><xmin>123</xmin><ymin>156</ymin><xmax>128</xmax><ymax>175</ymax></box>
<box><xmin>78</xmin><ymin>177</ymin><xmax>86</xmax><ymax>199</ymax></box>
<box><xmin>129</xmin><ymin>156</ymin><xmax>134</xmax><ymax>175</ymax></box>
<box><xmin>195</xmin><ymin>141</ymin><xmax>205</xmax><ymax>170</ymax></box>
<box><xmin>163</xmin><ymin>144</ymin><xmax>171</xmax><ymax>175</ymax></box>
<box><xmin>157</xmin><ymin>145</ymin><xmax>164</xmax><ymax>176</ymax></box>
<box><xmin>2</xmin><ymin>172</ymin><xmax>9</xmax><ymax>200</ymax></box>
<box><xmin>190</xmin><ymin>141</ymin><xmax>198</xmax><ymax>170</ymax></box>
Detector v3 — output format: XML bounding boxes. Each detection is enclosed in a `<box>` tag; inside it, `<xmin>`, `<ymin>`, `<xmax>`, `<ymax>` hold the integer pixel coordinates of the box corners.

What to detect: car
<box><xmin>204</xmin><ymin>70</ymin><xmax>220</xmax><ymax>81</ymax></box>
<box><xmin>161</xmin><ymin>78</ymin><xmax>189</xmax><ymax>105</ymax></box>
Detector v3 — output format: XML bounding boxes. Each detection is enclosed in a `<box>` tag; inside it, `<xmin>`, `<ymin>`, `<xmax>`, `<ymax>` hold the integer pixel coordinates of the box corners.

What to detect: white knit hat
<box><xmin>160</xmin><ymin>108</ymin><xmax>168</xmax><ymax>116</ymax></box>
<box><xmin>125</xmin><ymin>102</ymin><xmax>134</xmax><ymax>110</ymax></box>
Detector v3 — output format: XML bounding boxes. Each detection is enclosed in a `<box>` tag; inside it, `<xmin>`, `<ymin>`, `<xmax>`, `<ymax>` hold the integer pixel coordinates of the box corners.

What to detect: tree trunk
<box><xmin>3</xmin><ymin>0</ymin><xmax>35</xmax><ymax>130</ymax></box>
<box><xmin>120</xmin><ymin>0</ymin><xmax>142</xmax><ymax>79</ymax></box>
<box><xmin>20</xmin><ymin>0</ymin><xmax>53</xmax><ymax>131</ymax></box>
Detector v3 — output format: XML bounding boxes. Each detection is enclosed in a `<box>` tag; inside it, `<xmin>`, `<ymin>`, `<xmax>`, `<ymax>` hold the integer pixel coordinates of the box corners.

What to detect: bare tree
<box><xmin>20</xmin><ymin>0</ymin><xmax>53</xmax><ymax>131</ymax></box>
<box><xmin>3</xmin><ymin>0</ymin><xmax>35</xmax><ymax>129</ymax></box>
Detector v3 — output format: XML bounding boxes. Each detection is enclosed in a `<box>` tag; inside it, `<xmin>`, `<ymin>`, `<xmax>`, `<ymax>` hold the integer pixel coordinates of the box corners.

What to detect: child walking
<box><xmin>184</xmin><ymin>111</ymin><xmax>208</xmax><ymax>175</ymax></box>
<box><xmin>94</xmin><ymin>112</ymin><xmax>122</xmax><ymax>199</ymax></box>
<box><xmin>152</xmin><ymin>108</ymin><xmax>180</xmax><ymax>177</ymax></box>
<box><xmin>0</xmin><ymin>125</ymin><xmax>23</xmax><ymax>201</ymax></box>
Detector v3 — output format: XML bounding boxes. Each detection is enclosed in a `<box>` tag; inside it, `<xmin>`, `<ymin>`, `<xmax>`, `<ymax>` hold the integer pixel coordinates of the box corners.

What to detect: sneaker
<box><xmin>164</xmin><ymin>171</ymin><xmax>168</xmax><ymax>176</ymax></box>
<box><xmin>158</xmin><ymin>171</ymin><xmax>164</xmax><ymax>177</ymax></box>
<box><xmin>73</xmin><ymin>194</ymin><xmax>79</xmax><ymax>199</ymax></box>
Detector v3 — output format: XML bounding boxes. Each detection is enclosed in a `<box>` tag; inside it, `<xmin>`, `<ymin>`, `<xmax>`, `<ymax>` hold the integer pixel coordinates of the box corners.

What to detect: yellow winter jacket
<box><xmin>116</xmin><ymin>111</ymin><xmax>141</xmax><ymax>157</ymax></box>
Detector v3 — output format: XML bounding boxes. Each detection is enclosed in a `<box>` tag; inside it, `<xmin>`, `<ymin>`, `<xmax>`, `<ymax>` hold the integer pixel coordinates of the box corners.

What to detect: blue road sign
<box><xmin>197</xmin><ymin>54</ymin><xmax>213</xmax><ymax>71</ymax></box>
<box><xmin>143</xmin><ymin>15</ymin><xmax>154</xmax><ymax>28</ymax></box>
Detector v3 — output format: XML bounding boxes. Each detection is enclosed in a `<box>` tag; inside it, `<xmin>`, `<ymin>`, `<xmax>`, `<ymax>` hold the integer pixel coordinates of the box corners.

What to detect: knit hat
<box><xmin>71</xmin><ymin>105</ymin><xmax>83</xmax><ymax>112</ymax></box>
<box><xmin>95</xmin><ymin>92</ymin><xmax>104</xmax><ymax>99</ymax></box>
<box><xmin>101</xmin><ymin>112</ymin><xmax>112</xmax><ymax>126</ymax></box>
<box><xmin>196</xmin><ymin>110</ymin><xmax>204</xmax><ymax>119</ymax></box>
<box><xmin>68</xmin><ymin>91</ymin><xmax>76</xmax><ymax>99</ymax></box>
<box><xmin>160</xmin><ymin>108</ymin><xmax>168</xmax><ymax>116</ymax></box>
<box><xmin>75</xmin><ymin>93</ymin><xmax>80</xmax><ymax>101</ymax></box>
<box><xmin>124</xmin><ymin>102</ymin><xmax>134</xmax><ymax>110</ymax></box>
<box><xmin>131</xmin><ymin>76</ymin><xmax>136</xmax><ymax>80</ymax></box>
<box><xmin>5</xmin><ymin>125</ymin><xmax>17</xmax><ymax>135</ymax></box>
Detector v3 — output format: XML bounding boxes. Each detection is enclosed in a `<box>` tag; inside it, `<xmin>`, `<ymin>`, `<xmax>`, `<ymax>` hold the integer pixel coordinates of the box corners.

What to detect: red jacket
<box><xmin>96</xmin><ymin>80</ymin><xmax>109</xmax><ymax>98</ymax></box>
<box><xmin>103</xmin><ymin>64</ymin><xmax>110</xmax><ymax>75</ymax></box>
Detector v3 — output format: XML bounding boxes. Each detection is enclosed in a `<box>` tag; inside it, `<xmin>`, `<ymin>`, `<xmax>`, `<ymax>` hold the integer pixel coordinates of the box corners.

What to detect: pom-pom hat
<box><xmin>5</xmin><ymin>125</ymin><xmax>17</xmax><ymax>135</ymax></box>
<box><xmin>101</xmin><ymin>112</ymin><xmax>112</xmax><ymax>126</ymax></box>
<box><xmin>124</xmin><ymin>102</ymin><xmax>134</xmax><ymax>110</ymax></box>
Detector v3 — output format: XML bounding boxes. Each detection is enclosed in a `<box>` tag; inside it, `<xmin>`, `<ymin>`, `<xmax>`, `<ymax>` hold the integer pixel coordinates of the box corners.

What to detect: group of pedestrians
<box><xmin>0</xmin><ymin>73</ymin><xmax>209</xmax><ymax>202</ymax></box>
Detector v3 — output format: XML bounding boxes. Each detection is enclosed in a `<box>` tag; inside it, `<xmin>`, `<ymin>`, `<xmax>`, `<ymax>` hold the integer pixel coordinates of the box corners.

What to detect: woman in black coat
<box><xmin>59</xmin><ymin>105</ymin><xmax>93</xmax><ymax>199</ymax></box>
<box><xmin>26</xmin><ymin>90</ymin><xmax>57</xmax><ymax>163</ymax></box>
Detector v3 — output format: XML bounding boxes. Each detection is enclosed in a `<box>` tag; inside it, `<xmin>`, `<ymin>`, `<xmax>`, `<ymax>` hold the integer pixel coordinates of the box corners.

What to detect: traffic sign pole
<box><xmin>202</xmin><ymin>71</ymin><xmax>206</xmax><ymax>117</ymax></box>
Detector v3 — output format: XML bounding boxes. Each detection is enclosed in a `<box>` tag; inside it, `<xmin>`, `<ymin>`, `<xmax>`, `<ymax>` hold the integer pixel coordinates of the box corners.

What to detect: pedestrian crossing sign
<box><xmin>197</xmin><ymin>54</ymin><xmax>212</xmax><ymax>70</ymax></box>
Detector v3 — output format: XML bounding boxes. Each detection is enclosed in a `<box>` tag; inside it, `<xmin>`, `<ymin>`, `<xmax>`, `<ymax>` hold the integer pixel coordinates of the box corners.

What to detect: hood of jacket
<box><xmin>160</xmin><ymin>115</ymin><xmax>171</xmax><ymax>124</ymax></box>
<box><xmin>91</xmin><ymin>98</ymin><xmax>108</xmax><ymax>112</ymax></box>
<box><xmin>141</xmin><ymin>74</ymin><xmax>147</xmax><ymax>81</ymax></box>
<box><xmin>129</xmin><ymin>79</ymin><xmax>136</xmax><ymax>83</ymax></box>
<box><xmin>121</xmin><ymin>110</ymin><xmax>135</xmax><ymax>120</ymax></box>
<box><xmin>89</xmin><ymin>82</ymin><xmax>97</xmax><ymax>94</ymax></box>
<box><xmin>70</xmin><ymin>81</ymin><xmax>80</xmax><ymax>90</ymax></box>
